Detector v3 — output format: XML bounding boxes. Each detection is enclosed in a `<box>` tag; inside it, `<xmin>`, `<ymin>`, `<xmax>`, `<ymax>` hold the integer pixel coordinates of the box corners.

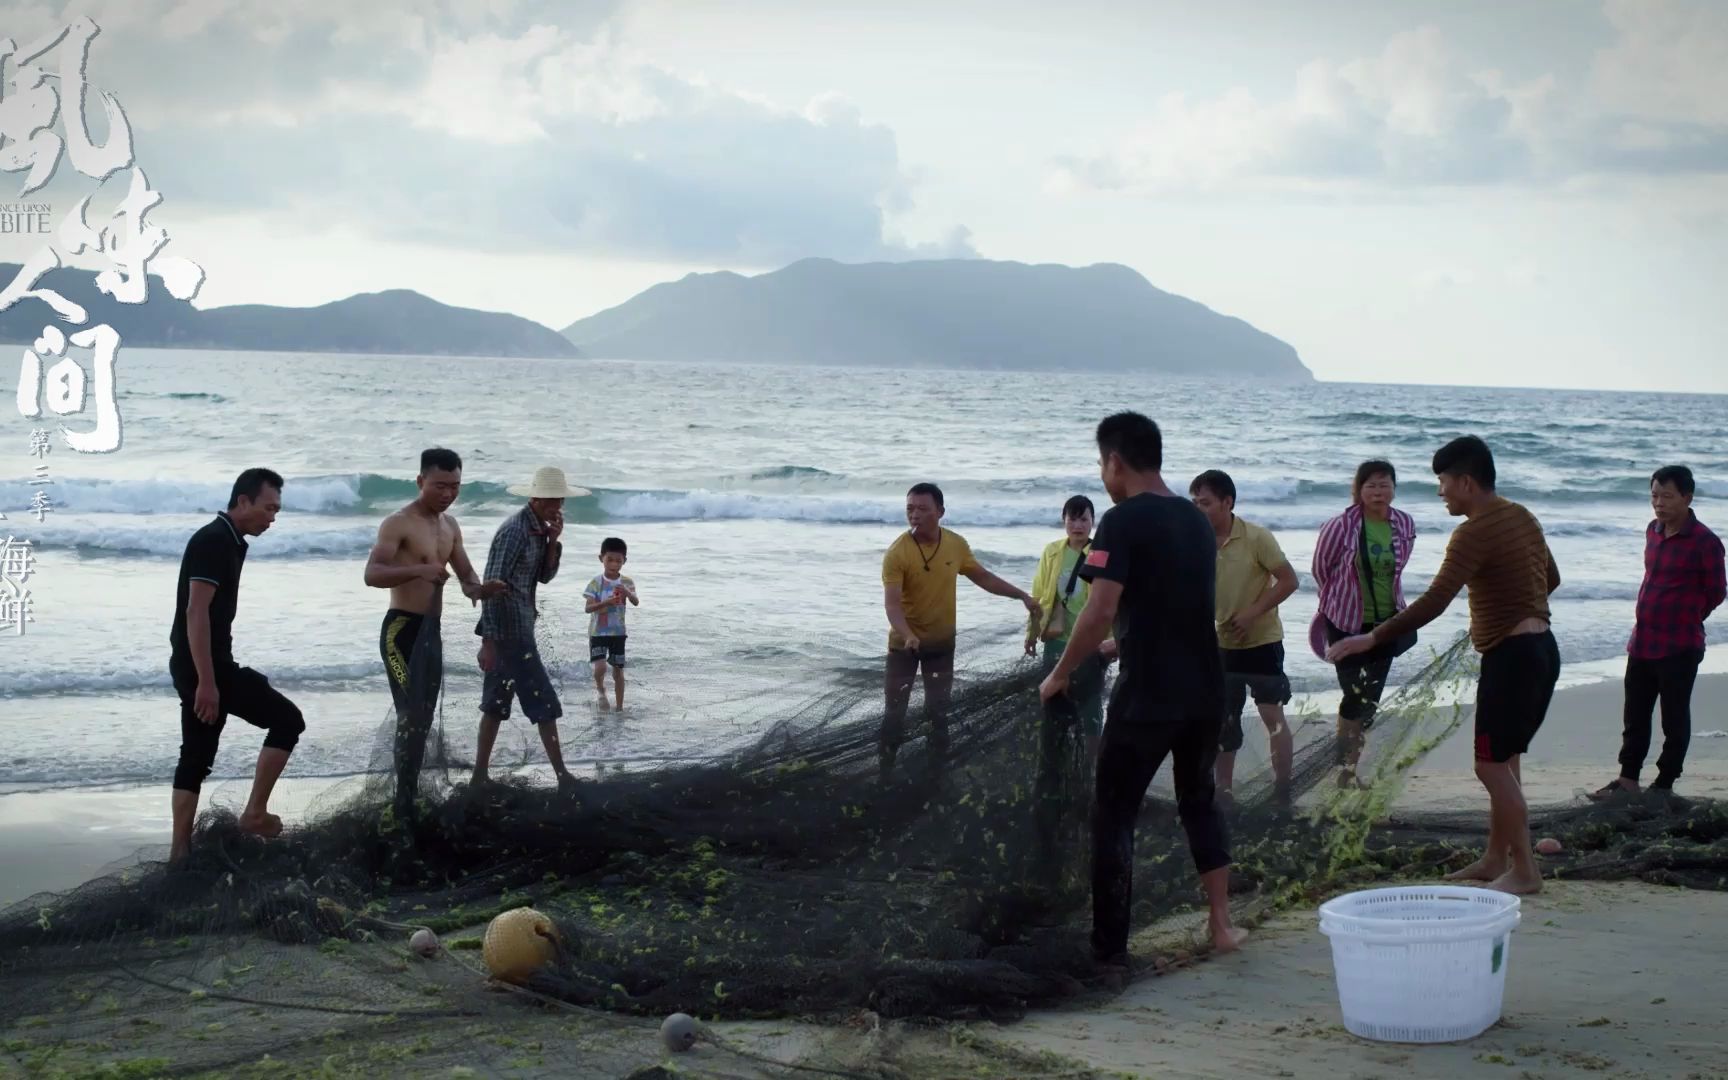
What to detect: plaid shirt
<box><xmin>475</xmin><ymin>507</ymin><xmax>561</xmax><ymax>643</ymax></box>
<box><xmin>1628</xmin><ymin>512</ymin><xmax>1725</xmax><ymax>660</ymax></box>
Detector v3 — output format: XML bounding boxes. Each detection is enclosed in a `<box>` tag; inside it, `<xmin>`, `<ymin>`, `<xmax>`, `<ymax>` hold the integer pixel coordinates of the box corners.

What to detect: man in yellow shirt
<box><xmin>1191</xmin><ymin>470</ymin><xmax>1300</xmax><ymax>804</ymax></box>
<box><xmin>882</xmin><ymin>482</ymin><xmax>1041</xmax><ymax>778</ymax></box>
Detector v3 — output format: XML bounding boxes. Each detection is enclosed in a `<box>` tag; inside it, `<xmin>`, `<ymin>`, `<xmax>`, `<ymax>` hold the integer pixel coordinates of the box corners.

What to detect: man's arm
<box><xmin>1702</xmin><ymin>534</ymin><xmax>1726</xmax><ymax>616</ymax></box>
<box><xmin>1225</xmin><ymin>531</ymin><xmax>1299</xmax><ymax>639</ymax></box>
<box><xmin>1370</xmin><ymin>532</ymin><xmax>1481</xmax><ymax>644</ymax></box>
<box><xmin>1026</xmin><ymin>548</ymin><xmax>1053</xmax><ymax>644</ymax></box>
<box><xmin>364</xmin><ymin>517</ymin><xmax>439</xmax><ymax>589</ymax></box>
<box><xmin>537</xmin><ymin>510</ymin><xmax>564</xmax><ymax>584</ymax></box>
<box><xmin>449</xmin><ymin>520</ymin><xmax>507</xmax><ymax>604</ymax></box>
<box><xmin>884</xmin><ymin>583</ymin><xmax>917</xmax><ymax>648</ymax></box>
<box><xmin>1239</xmin><ymin>561</ymin><xmax>1299</xmax><ymax>624</ymax></box>
<box><xmin>1049</xmin><ymin>578</ymin><xmax>1120</xmax><ymax>685</ymax></box>
<box><xmin>186</xmin><ymin>579</ymin><xmax>219</xmax><ymax>722</ymax></box>
<box><xmin>963</xmin><ymin>564</ymin><xmax>1041</xmax><ymax>616</ymax></box>
<box><xmin>477</xmin><ymin>528</ymin><xmax>521</xmax><ymax>641</ymax></box>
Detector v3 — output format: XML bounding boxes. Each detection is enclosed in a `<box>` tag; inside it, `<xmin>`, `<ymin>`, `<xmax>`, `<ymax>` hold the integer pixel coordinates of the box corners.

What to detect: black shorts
<box><xmin>481</xmin><ymin>640</ymin><xmax>563</xmax><ymax>724</ymax></box>
<box><xmin>1474</xmin><ymin>630</ymin><xmax>1561</xmax><ymax>763</ymax></box>
<box><xmin>589</xmin><ymin>635</ymin><xmax>626</xmax><ymax>667</ymax></box>
<box><xmin>381</xmin><ymin>609</ymin><xmax>441</xmax><ymax>717</ymax></box>
<box><xmin>1325</xmin><ymin>619</ymin><xmax>1396</xmax><ymax>725</ymax></box>
<box><xmin>170</xmin><ymin>659</ymin><xmax>305</xmax><ymax>793</ymax></box>
<box><xmin>1219</xmin><ymin>642</ymin><xmax>1291</xmax><ymax>752</ymax></box>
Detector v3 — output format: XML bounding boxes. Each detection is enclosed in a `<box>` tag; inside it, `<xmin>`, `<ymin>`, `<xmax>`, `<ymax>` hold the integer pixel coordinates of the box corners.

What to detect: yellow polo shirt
<box><xmin>882</xmin><ymin>527</ymin><xmax>980</xmax><ymax>650</ymax></box>
<box><xmin>1214</xmin><ymin>516</ymin><xmax>1289</xmax><ymax>650</ymax></box>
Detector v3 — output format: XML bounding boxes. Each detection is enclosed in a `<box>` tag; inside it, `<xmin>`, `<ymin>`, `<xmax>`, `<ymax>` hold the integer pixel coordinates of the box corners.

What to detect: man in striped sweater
<box><xmin>1328</xmin><ymin>436</ymin><xmax>1561</xmax><ymax>895</ymax></box>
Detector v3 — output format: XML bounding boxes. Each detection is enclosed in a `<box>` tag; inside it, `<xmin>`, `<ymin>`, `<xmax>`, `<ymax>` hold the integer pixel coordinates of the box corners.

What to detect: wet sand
<box><xmin>3</xmin><ymin>674</ymin><xmax>1724</xmax><ymax>907</ymax></box>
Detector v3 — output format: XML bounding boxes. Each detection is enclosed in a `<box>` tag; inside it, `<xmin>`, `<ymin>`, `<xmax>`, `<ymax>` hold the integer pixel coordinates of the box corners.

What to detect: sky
<box><xmin>2</xmin><ymin>0</ymin><xmax>1725</xmax><ymax>391</ymax></box>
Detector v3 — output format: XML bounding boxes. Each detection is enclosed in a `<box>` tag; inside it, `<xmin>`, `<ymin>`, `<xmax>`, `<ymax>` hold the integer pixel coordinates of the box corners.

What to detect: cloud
<box><xmin>1593</xmin><ymin>0</ymin><xmax>1728</xmax><ymax>127</ymax></box>
<box><xmin>1054</xmin><ymin>4</ymin><xmax>1728</xmax><ymax>195</ymax></box>
<box><xmin>6</xmin><ymin>1</ymin><xmax>971</xmax><ymax>265</ymax></box>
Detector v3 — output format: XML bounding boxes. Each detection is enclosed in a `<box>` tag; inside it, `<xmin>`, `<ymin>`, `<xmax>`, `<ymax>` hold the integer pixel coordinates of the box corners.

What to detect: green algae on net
<box><xmin>2</xmin><ymin>636</ymin><xmax>1725</xmax><ymax>1077</ymax></box>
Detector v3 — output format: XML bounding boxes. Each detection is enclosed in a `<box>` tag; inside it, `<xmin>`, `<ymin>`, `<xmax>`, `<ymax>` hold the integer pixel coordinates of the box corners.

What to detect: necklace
<box><xmin>913</xmin><ymin>530</ymin><xmax>942</xmax><ymax>572</ymax></box>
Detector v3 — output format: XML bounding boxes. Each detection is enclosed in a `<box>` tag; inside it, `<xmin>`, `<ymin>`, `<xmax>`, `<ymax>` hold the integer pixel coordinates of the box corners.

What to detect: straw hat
<box><xmin>507</xmin><ymin>466</ymin><xmax>589</xmax><ymax>499</ymax></box>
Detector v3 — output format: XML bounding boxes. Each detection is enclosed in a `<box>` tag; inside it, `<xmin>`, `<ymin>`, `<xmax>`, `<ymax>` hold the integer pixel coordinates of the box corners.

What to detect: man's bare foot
<box><xmin>237</xmin><ymin>810</ymin><xmax>283</xmax><ymax>839</ymax></box>
<box><xmin>1444</xmin><ymin>855</ymin><xmax>1506</xmax><ymax>882</ymax></box>
<box><xmin>168</xmin><ymin>842</ymin><xmax>190</xmax><ymax>863</ymax></box>
<box><xmin>1486</xmin><ymin>867</ymin><xmax>1543</xmax><ymax>895</ymax></box>
<box><xmin>1211</xmin><ymin>924</ymin><xmax>1249</xmax><ymax>954</ymax></box>
<box><xmin>595</xmin><ymin>693</ymin><xmax>611</xmax><ymax>711</ymax></box>
<box><xmin>1336</xmin><ymin>768</ymin><xmax>1369</xmax><ymax>790</ymax></box>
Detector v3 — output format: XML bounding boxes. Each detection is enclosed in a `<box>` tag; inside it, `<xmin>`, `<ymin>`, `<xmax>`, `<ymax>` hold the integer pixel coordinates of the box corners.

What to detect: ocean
<box><xmin>1</xmin><ymin>348</ymin><xmax>1723</xmax><ymax>791</ymax></box>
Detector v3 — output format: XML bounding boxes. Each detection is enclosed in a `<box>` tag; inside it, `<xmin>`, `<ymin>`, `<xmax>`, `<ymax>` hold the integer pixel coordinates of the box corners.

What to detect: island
<box><xmin>562</xmin><ymin>257</ymin><xmax>1312</xmax><ymax>379</ymax></box>
<box><xmin>0</xmin><ymin>263</ymin><xmax>579</xmax><ymax>359</ymax></box>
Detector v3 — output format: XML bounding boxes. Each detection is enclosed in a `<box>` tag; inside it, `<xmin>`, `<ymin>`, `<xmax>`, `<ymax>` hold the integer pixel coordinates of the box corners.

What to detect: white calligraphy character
<box><xmin>0</xmin><ymin>536</ymin><xmax>34</xmax><ymax>584</ymax></box>
<box><xmin>0</xmin><ymin>577</ymin><xmax>33</xmax><ymax>635</ymax></box>
<box><xmin>61</xmin><ymin>168</ymin><xmax>204</xmax><ymax>304</ymax></box>
<box><xmin>0</xmin><ymin>30</ymin><xmax>64</xmax><ymax>194</ymax></box>
<box><xmin>0</xmin><ymin>245</ymin><xmax>86</xmax><ymax>323</ymax></box>
<box><xmin>0</xmin><ymin>17</ymin><xmax>131</xmax><ymax>195</ymax></box>
<box><xmin>16</xmin><ymin>323</ymin><xmax>123</xmax><ymax>453</ymax></box>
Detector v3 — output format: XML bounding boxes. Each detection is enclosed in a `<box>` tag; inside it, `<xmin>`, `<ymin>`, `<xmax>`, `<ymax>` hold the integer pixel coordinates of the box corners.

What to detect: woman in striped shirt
<box><xmin>1329</xmin><ymin>436</ymin><xmax>1561</xmax><ymax>896</ymax></box>
<box><xmin>1311</xmin><ymin>460</ymin><xmax>1417</xmax><ymax>788</ymax></box>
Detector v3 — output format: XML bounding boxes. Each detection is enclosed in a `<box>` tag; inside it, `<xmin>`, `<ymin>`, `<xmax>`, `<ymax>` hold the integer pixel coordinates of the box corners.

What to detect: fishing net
<box><xmin>3</xmin><ymin>622</ymin><xmax>1725</xmax><ymax>1078</ymax></box>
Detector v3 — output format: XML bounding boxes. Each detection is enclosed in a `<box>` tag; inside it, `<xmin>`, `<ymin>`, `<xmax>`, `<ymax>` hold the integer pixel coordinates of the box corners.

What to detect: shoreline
<box><xmin>3</xmin><ymin>674</ymin><xmax>1724</xmax><ymax>909</ymax></box>
<box><xmin>5</xmin><ymin>647</ymin><xmax>1723</xmax><ymax>795</ymax></box>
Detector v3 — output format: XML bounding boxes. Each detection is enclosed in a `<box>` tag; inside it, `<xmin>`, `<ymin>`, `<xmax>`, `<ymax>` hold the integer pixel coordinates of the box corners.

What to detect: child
<box><xmin>584</xmin><ymin>537</ymin><xmax>638</xmax><ymax>709</ymax></box>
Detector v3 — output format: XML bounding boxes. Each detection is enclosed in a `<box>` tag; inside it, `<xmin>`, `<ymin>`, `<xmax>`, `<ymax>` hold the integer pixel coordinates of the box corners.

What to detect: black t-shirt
<box><xmin>1079</xmin><ymin>492</ymin><xmax>1224</xmax><ymax>717</ymax></box>
<box><xmin>169</xmin><ymin>512</ymin><xmax>248</xmax><ymax>667</ymax></box>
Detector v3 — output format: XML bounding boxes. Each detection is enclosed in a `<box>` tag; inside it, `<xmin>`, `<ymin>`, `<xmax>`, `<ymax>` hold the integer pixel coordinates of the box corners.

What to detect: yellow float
<box><xmin>482</xmin><ymin>907</ymin><xmax>558</xmax><ymax>983</ymax></box>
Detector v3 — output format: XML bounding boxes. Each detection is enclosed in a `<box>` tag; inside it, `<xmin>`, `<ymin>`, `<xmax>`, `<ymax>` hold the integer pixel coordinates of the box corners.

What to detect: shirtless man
<box><xmin>364</xmin><ymin>448</ymin><xmax>505</xmax><ymax>821</ymax></box>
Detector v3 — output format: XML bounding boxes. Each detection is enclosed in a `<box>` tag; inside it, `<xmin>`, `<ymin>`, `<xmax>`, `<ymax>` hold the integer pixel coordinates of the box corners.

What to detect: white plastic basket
<box><xmin>1317</xmin><ymin>885</ymin><xmax>1521</xmax><ymax>1043</ymax></box>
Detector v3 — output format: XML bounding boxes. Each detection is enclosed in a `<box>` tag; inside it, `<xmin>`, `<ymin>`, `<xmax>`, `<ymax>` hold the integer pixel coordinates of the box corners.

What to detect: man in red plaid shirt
<box><xmin>1593</xmin><ymin>465</ymin><xmax>1726</xmax><ymax>800</ymax></box>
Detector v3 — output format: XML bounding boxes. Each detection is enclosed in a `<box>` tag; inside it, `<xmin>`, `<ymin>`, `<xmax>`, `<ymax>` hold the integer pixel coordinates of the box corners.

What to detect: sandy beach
<box><xmin>992</xmin><ymin>879</ymin><xmax>1728</xmax><ymax>1079</ymax></box>
<box><xmin>1399</xmin><ymin>673</ymin><xmax>1728</xmax><ymax>808</ymax></box>
<box><xmin>1</xmin><ymin>673</ymin><xmax>1724</xmax><ymax>1078</ymax></box>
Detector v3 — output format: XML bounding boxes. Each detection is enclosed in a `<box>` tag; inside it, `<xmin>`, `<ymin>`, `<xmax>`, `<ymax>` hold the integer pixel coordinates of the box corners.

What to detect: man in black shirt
<box><xmin>168</xmin><ymin>468</ymin><xmax>304</xmax><ymax>862</ymax></box>
<box><xmin>1040</xmin><ymin>412</ymin><xmax>1245</xmax><ymax>964</ymax></box>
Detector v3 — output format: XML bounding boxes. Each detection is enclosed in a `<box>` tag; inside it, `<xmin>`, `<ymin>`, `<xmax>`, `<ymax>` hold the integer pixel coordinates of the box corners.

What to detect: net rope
<box><xmin>3</xmin><ymin>619</ymin><xmax>1723</xmax><ymax>1076</ymax></box>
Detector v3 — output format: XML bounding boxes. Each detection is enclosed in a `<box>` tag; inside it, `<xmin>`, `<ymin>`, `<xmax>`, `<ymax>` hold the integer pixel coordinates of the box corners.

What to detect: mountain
<box><xmin>561</xmin><ymin>257</ymin><xmax>1311</xmax><ymax>379</ymax></box>
<box><xmin>0</xmin><ymin>263</ymin><xmax>578</xmax><ymax>359</ymax></box>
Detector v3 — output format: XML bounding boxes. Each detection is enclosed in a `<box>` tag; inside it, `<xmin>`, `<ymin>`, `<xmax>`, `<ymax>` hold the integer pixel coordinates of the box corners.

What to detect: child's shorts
<box><xmin>589</xmin><ymin>636</ymin><xmax>627</xmax><ymax>668</ymax></box>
